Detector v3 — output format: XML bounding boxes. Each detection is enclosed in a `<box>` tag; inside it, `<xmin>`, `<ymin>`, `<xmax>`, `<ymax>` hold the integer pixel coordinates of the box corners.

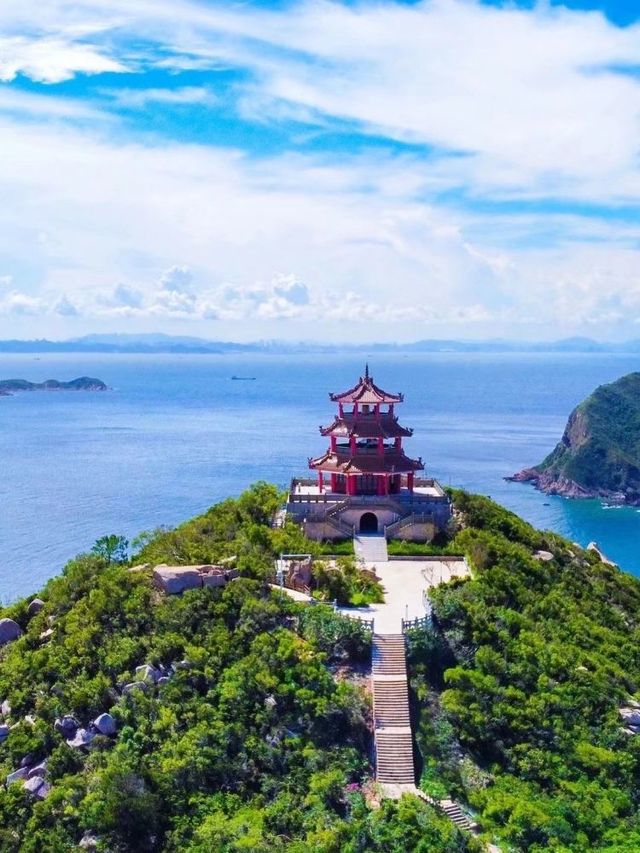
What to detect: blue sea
<box><xmin>1</xmin><ymin>351</ymin><xmax>639</xmax><ymax>601</ymax></box>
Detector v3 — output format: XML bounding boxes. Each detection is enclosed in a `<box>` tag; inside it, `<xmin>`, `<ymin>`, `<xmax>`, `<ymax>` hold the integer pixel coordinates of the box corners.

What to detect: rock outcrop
<box><xmin>93</xmin><ymin>713</ymin><xmax>117</xmax><ymax>736</ymax></box>
<box><xmin>509</xmin><ymin>372</ymin><xmax>640</xmax><ymax>504</ymax></box>
<box><xmin>27</xmin><ymin>598</ymin><xmax>45</xmax><ymax>617</ymax></box>
<box><xmin>0</xmin><ymin>619</ymin><xmax>22</xmax><ymax>646</ymax></box>
<box><xmin>152</xmin><ymin>564</ymin><xmax>239</xmax><ymax>594</ymax></box>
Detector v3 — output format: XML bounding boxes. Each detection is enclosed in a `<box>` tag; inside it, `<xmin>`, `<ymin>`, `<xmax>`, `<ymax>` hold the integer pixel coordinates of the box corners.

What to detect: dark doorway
<box><xmin>359</xmin><ymin>512</ymin><xmax>378</xmax><ymax>534</ymax></box>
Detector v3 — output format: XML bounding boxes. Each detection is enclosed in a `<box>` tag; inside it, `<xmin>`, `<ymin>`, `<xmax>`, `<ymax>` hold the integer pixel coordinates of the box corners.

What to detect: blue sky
<box><xmin>0</xmin><ymin>0</ymin><xmax>639</xmax><ymax>341</ymax></box>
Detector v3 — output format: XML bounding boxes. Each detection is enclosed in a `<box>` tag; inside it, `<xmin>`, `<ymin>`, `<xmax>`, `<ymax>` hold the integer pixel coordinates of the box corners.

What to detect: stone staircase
<box><xmin>385</xmin><ymin>512</ymin><xmax>433</xmax><ymax>539</ymax></box>
<box><xmin>372</xmin><ymin>634</ymin><xmax>415</xmax><ymax>785</ymax></box>
<box><xmin>440</xmin><ymin>799</ymin><xmax>479</xmax><ymax>832</ymax></box>
<box><xmin>355</xmin><ymin>534</ymin><xmax>389</xmax><ymax>563</ymax></box>
<box><xmin>372</xmin><ymin>635</ymin><xmax>483</xmax><ymax>840</ymax></box>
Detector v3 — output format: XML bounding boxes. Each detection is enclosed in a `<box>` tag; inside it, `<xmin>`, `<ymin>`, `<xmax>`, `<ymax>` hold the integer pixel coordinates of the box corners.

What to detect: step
<box><xmin>439</xmin><ymin>800</ymin><xmax>475</xmax><ymax>830</ymax></box>
<box><xmin>372</xmin><ymin>634</ymin><xmax>414</xmax><ymax>785</ymax></box>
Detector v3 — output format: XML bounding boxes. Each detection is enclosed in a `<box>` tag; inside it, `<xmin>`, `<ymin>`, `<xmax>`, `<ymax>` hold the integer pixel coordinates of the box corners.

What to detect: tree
<box><xmin>91</xmin><ymin>534</ymin><xmax>129</xmax><ymax>564</ymax></box>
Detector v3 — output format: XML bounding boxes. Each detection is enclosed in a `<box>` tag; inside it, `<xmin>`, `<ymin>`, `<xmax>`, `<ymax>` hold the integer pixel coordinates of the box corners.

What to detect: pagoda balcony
<box><xmin>333</xmin><ymin>444</ymin><xmax>410</xmax><ymax>456</ymax></box>
<box><xmin>288</xmin><ymin>477</ymin><xmax>447</xmax><ymax>505</ymax></box>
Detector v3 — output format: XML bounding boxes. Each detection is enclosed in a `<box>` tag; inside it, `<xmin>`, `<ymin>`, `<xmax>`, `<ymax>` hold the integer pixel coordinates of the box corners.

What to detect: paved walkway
<box><xmin>338</xmin><ymin>558</ymin><xmax>469</xmax><ymax>634</ymax></box>
<box><xmin>268</xmin><ymin>584</ymin><xmax>313</xmax><ymax>602</ymax></box>
<box><xmin>354</xmin><ymin>533</ymin><xmax>389</xmax><ymax>562</ymax></box>
<box><xmin>274</xmin><ymin>560</ymin><xmax>484</xmax><ymax>841</ymax></box>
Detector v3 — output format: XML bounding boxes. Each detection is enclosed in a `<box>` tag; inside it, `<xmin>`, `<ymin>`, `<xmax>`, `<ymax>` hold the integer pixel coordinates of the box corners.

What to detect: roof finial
<box><xmin>365</xmin><ymin>363</ymin><xmax>370</xmax><ymax>380</ymax></box>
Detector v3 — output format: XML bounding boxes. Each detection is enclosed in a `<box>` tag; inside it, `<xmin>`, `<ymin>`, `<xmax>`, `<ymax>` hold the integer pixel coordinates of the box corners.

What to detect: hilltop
<box><xmin>1</xmin><ymin>485</ymin><xmax>640</xmax><ymax>850</ymax></box>
<box><xmin>510</xmin><ymin>372</ymin><xmax>640</xmax><ymax>503</ymax></box>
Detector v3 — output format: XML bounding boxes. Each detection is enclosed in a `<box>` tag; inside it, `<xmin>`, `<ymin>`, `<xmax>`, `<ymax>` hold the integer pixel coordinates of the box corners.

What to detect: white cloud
<box><xmin>159</xmin><ymin>265</ymin><xmax>193</xmax><ymax>292</ymax></box>
<box><xmin>0</xmin><ymin>101</ymin><xmax>636</xmax><ymax>339</ymax></box>
<box><xmin>0</xmin><ymin>36</ymin><xmax>125</xmax><ymax>83</ymax></box>
<box><xmin>103</xmin><ymin>86</ymin><xmax>216</xmax><ymax>109</ymax></box>
<box><xmin>53</xmin><ymin>295</ymin><xmax>79</xmax><ymax>316</ymax></box>
<box><xmin>0</xmin><ymin>87</ymin><xmax>104</xmax><ymax>120</ymax></box>
<box><xmin>272</xmin><ymin>274</ymin><xmax>310</xmax><ymax>306</ymax></box>
<box><xmin>1</xmin><ymin>1</ymin><xmax>638</xmax><ymax>200</ymax></box>
<box><xmin>0</xmin><ymin>290</ymin><xmax>46</xmax><ymax>316</ymax></box>
<box><xmin>108</xmin><ymin>284</ymin><xmax>145</xmax><ymax>309</ymax></box>
<box><xmin>0</xmin><ymin>2</ymin><xmax>638</xmax><ymax>339</ymax></box>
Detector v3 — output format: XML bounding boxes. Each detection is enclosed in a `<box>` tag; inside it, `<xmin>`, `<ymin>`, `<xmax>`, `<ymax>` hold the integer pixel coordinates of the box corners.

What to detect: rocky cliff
<box><xmin>509</xmin><ymin>371</ymin><xmax>640</xmax><ymax>504</ymax></box>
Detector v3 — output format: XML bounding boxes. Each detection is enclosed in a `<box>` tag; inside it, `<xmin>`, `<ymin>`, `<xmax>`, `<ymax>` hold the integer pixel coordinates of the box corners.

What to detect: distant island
<box><xmin>0</xmin><ymin>376</ymin><xmax>107</xmax><ymax>396</ymax></box>
<box><xmin>3</xmin><ymin>332</ymin><xmax>640</xmax><ymax>354</ymax></box>
<box><xmin>509</xmin><ymin>372</ymin><xmax>640</xmax><ymax>504</ymax></box>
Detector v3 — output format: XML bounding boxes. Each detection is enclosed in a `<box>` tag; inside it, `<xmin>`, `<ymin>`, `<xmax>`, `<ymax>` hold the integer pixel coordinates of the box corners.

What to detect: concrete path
<box><xmin>354</xmin><ymin>533</ymin><xmax>389</xmax><ymax>563</ymax></box>
<box><xmin>338</xmin><ymin>558</ymin><xmax>469</xmax><ymax>634</ymax></box>
<box><xmin>268</xmin><ymin>584</ymin><xmax>313</xmax><ymax>602</ymax></box>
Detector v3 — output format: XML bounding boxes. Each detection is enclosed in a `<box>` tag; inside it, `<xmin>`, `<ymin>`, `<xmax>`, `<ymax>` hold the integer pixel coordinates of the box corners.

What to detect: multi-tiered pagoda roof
<box><xmin>320</xmin><ymin>413</ymin><xmax>412</xmax><ymax>439</ymax></box>
<box><xmin>329</xmin><ymin>367</ymin><xmax>403</xmax><ymax>405</ymax></box>
<box><xmin>309</xmin><ymin>366</ymin><xmax>423</xmax><ymax>495</ymax></box>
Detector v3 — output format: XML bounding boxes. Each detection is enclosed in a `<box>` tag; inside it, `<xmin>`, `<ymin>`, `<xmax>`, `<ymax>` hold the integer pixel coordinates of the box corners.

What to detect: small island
<box><xmin>0</xmin><ymin>376</ymin><xmax>107</xmax><ymax>397</ymax></box>
<box><xmin>509</xmin><ymin>371</ymin><xmax>640</xmax><ymax>504</ymax></box>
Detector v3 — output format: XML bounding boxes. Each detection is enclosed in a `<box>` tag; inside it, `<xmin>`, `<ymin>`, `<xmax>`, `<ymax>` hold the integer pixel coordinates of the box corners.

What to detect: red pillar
<box><xmin>347</xmin><ymin>475</ymin><xmax>356</xmax><ymax>496</ymax></box>
<box><xmin>350</xmin><ymin>435</ymin><xmax>356</xmax><ymax>453</ymax></box>
<box><xmin>318</xmin><ymin>471</ymin><xmax>324</xmax><ymax>492</ymax></box>
<box><xmin>395</xmin><ymin>436</ymin><xmax>401</xmax><ymax>451</ymax></box>
<box><xmin>330</xmin><ymin>473</ymin><xmax>337</xmax><ymax>492</ymax></box>
<box><xmin>377</xmin><ymin>475</ymin><xmax>385</xmax><ymax>496</ymax></box>
<box><xmin>331</xmin><ymin>436</ymin><xmax>337</xmax><ymax>452</ymax></box>
<box><xmin>407</xmin><ymin>472</ymin><xmax>414</xmax><ymax>492</ymax></box>
<box><xmin>378</xmin><ymin>437</ymin><xmax>384</xmax><ymax>456</ymax></box>
<box><xmin>339</xmin><ymin>403</ymin><xmax>344</xmax><ymax>417</ymax></box>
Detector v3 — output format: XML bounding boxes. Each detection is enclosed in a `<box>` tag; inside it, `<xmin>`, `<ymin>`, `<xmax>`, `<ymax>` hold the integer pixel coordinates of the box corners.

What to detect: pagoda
<box><xmin>287</xmin><ymin>367</ymin><xmax>451</xmax><ymax>541</ymax></box>
<box><xmin>309</xmin><ymin>365</ymin><xmax>423</xmax><ymax>497</ymax></box>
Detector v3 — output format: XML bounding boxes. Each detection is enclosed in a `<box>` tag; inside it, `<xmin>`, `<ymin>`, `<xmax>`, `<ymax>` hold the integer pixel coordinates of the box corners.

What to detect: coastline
<box><xmin>507</xmin><ymin>468</ymin><xmax>640</xmax><ymax>506</ymax></box>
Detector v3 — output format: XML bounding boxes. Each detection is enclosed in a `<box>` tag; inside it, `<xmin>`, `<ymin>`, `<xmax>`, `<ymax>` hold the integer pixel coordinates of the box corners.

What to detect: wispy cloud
<box><xmin>102</xmin><ymin>85</ymin><xmax>216</xmax><ymax>109</ymax></box>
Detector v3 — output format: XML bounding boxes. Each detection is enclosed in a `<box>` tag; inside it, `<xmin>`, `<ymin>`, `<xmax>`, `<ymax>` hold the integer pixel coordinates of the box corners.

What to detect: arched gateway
<box><xmin>359</xmin><ymin>512</ymin><xmax>378</xmax><ymax>534</ymax></box>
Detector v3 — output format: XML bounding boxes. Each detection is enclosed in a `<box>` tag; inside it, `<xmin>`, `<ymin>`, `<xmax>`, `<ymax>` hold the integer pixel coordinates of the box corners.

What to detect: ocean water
<box><xmin>1</xmin><ymin>351</ymin><xmax>639</xmax><ymax>601</ymax></box>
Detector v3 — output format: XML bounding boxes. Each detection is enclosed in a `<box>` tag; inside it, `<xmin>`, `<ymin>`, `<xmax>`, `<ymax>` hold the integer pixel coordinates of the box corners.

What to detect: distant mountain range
<box><xmin>1</xmin><ymin>333</ymin><xmax>640</xmax><ymax>354</ymax></box>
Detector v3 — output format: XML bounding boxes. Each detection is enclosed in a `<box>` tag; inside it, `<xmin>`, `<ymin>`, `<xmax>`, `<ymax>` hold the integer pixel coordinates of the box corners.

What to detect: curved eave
<box><xmin>329</xmin><ymin>375</ymin><xmax>403</xmax><ymax>405</ymax></box>
<box><xmin>309</xmin><ymin>452</ymin><xmax>424</xmax><ymax>475</ymax></box>
<box><xmin>319</xmin><ymin>418</ymin><xmax>413</xmax><ymax>439</ymax></box>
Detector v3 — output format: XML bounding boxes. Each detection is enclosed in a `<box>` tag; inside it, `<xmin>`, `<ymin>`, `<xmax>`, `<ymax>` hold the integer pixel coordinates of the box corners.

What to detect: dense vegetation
<box><xmin>4</xmin><ymin>482</ymin><xmax>640</xmax><ymax>851</ymax></box>
<box><xmin>409</xmin><ymin>489</ymin><xmax>640</xmax><ymax>851</ymax></box>
<box><xmin>0</xmin><ymin>484</ymin><xmax>472</xmax><ymax>852</ymax></box>
<box><xmin>515</xmin><ymin>371</ymin><xmax>640</xmax><ymax>501</ymax></box>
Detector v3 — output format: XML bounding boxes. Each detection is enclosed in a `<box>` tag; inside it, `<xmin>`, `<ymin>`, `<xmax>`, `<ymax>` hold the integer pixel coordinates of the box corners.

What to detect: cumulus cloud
<box><xmin>53</xmin><ymin>295</ymin><xmax>79</xmax><ymax>316</ymax></box>
<box><xmin>159</xmin><ymin>265</ymin><xmax>193</xmax><ymax>292</ymax></box>
<box><xmin>0</xmin><ymin>290</ymin><xmax>46</xmax><ymax>316</ymax></box>
<box><xmin>272</xmin><ymin>274</ymin><xmax>310</xmax><ymax>306</ymax></box>
<box><xmin>109</xmin><ymin>284</ymin><xmax>145</xmax><ymax>309</ymax></box>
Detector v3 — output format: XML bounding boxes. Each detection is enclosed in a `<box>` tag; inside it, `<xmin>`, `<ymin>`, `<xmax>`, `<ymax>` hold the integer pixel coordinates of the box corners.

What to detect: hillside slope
<box><xmin>3</xmin><ymin>485</ymin><xmax>640</xmax><ymax>850</ymax></box>
<box><xmin>0</xmin><ymin>485</ymin><xmax>475</xmax><ymax>853</ymax></box>
<box><xmin>510</xmin><ymin>371</ymin><xmax>640</xmax><ymax>503</ymax></box>
<box><xmin>410</xmin><ymin>490</ymin><xmax>640</xmax><ymax>851</ymax></box>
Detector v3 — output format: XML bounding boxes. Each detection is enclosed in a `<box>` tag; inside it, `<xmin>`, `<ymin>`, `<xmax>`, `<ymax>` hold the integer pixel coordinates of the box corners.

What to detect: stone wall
<box><xmin>394</xmin><ymin>521</ymin><xmax>437</xmax><ymax>543</ymax></box>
